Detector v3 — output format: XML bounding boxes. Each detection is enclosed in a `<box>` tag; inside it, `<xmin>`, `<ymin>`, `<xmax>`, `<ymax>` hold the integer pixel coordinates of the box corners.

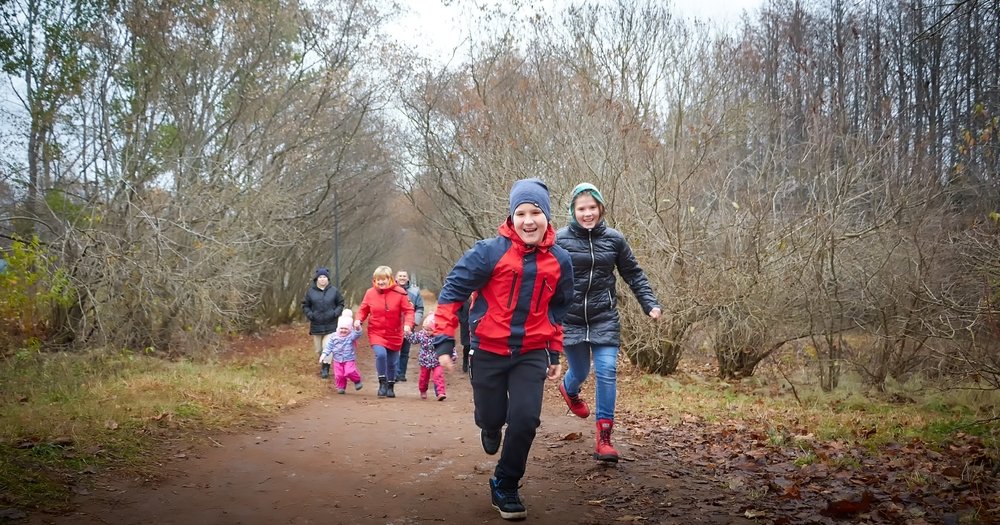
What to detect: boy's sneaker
<box><xmin>336</xmin><ymin>388</ymin><xmax>346</xmax><ymax>394</ymax></box>
<box><xmin>354</xmin><ymin>381</ymin><xmax>363</xmax><ymax>391</ymax></box>
<box><xmin>489</xmin><ymin>477</ymin><xmax>526</xmax><ymax>520</ymax></box>
<box><xmin>481</xmin><ymin>429</ymin><xmax>502</xmax><ymax>455</ymax></box>
<box><xmin>559</xmin><ymin>382</ymin><xmax>590</xmax><ymax>418</ymax></box>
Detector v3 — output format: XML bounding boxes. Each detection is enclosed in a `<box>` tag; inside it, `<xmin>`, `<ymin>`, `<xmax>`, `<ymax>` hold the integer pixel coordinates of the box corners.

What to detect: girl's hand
<box><xmin>649</xmin><ymin>307</ymin><xmax>662</xmax><ymax>320</ymax></box>
<box><xmin>354</xmin><ymin>320</ymin><xmax>362</xmax><ymax>330</ymax></box>
<box><xmin>403</xmin><ymin>325</ymin><xmax>412</xmax><ymax>334</ymax></box>
<box><xmin>546</xmin><ymin>363</ymin><xmax>562</xmax><ymax>380</ymax></box>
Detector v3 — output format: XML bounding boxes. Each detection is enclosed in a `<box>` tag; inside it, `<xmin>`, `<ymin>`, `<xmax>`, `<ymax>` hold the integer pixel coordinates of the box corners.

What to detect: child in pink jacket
<box><xmin>320</xmin><ymin>310</ymin><xmax>363</xmax><ymax>394</ymax></box>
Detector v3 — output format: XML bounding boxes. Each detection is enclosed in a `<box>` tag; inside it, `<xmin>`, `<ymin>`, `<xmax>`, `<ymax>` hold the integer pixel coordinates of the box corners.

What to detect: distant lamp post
<box><xmin>333</xmin><ymin>189</ymin><xmax>340</xmax><ymax>288</ymax></box>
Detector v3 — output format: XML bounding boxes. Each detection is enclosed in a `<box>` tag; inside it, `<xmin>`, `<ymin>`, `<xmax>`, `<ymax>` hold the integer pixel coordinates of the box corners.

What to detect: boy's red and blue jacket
<box><xmin>433</xmin><ymin>220</ymin><xmax>574</xmax><ymax>361</ymax></box>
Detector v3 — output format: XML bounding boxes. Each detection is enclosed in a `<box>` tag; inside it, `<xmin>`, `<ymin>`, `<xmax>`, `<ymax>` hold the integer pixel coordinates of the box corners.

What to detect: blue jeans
<box><xmin>372</xmin><ymin>345</ymin><xmax>400</xmax><ymax>381</ymax></box>
<box><xmin>562</xmin><ymin>343</ymin><xmax>618</xmax><ymax>421</ymax></box>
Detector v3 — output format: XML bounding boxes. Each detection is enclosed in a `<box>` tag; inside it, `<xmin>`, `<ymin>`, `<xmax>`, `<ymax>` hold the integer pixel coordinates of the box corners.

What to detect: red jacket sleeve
<box><xmin>357</xmin><ymin>289</ymin><xmax>372</xmax><ymax>323</ymax></box>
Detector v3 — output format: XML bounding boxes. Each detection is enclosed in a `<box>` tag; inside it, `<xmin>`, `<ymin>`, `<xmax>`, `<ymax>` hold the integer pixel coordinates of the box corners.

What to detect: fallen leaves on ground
<box><xmin>541</xmin><ymin>409</ymin><xmax>998</xmax><ymax>524</ymax></box>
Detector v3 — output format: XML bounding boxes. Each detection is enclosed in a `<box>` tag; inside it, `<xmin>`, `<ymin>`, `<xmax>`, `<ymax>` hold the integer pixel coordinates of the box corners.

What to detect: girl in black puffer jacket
<box><xmin>555</xmin><ymin>183</ymin><xmax>662</xmax><ymax>463</ymax></box>
<box><xmin>302</xmin><ymin>267</ymin><xmax>346</xmax><ymax>378</ymax></box>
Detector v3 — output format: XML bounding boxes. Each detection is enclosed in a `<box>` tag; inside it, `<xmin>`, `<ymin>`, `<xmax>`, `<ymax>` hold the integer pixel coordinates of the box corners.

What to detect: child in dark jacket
<box><xmin>404</xmin><ymin>312</ymin><xmax>452</xmax><ymax>400</ymax></box>
<box><xmin>555</xmin><ymin>182</ymin><xmax>662</xmax><ymax>463</ymax></box>
<box><xmin>432</xmin><ymin>178</ymin><xmax>574</xmax><ymax>521</ymax></box>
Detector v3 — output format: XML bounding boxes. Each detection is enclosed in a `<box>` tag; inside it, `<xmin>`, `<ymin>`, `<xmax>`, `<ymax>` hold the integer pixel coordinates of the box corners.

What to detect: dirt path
<box><xmin>25</xmin><ymin>340</ymin><xmax>758</xmax><ymax>525</ymax></box>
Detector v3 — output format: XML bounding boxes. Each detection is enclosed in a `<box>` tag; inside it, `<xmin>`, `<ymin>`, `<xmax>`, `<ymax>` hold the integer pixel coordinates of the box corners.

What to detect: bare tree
<box><xmin>1</xmin><ymin>0</ymin><xmax>400</xmax><ymax>352</ymax></box>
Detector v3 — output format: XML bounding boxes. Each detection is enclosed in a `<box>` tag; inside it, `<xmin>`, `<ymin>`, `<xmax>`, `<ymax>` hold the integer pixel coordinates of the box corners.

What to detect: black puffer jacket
<box><xmin>555</xmin><ymin>221</ymin><xmax>660</xmax><ymax>347</ymax></box>
<box><xmin>302</xmin><ymin>282</ymin><xmax>345</xmax><ymax>335</ymax></box>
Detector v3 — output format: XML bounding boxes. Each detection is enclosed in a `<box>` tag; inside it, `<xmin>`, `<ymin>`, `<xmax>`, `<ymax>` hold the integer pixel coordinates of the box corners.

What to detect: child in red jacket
<box><xmin>355</xmin><ymin>265</ymin><xmax>415</xmax><ymax>399</ymax></box>
<box><xmin>432</xmin><ymin>178</ymin><xmax>575</xmax><ymax>520</ymax></box>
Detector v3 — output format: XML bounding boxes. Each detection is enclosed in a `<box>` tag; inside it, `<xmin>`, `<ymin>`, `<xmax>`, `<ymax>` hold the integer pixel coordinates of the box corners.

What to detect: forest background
<box><xmin>1</xmin><ymin>0</ymin><xmax>999</xmax><ymax>426</ymax></box>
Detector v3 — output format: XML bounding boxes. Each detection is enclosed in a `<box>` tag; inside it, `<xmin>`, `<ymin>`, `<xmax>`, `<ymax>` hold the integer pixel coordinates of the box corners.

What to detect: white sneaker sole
<box><xmin>492</xmin><ymin>504</ymin><xmax>527</xmax><ymax>520</ymax></box>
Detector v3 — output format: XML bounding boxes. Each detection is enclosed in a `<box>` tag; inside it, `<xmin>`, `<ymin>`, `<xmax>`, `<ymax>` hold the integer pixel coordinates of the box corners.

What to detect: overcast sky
<box><xmin>384</xmin><ymin>0</ymin><xmax>765</xmax><ymax>64</ymax></box>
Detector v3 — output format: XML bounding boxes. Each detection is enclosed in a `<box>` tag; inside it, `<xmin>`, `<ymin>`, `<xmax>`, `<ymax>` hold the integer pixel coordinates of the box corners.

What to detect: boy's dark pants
<box><xmin>470</xmin><ymin>349</ymin><xmax>548</xmax><ymax>484</ymax></box>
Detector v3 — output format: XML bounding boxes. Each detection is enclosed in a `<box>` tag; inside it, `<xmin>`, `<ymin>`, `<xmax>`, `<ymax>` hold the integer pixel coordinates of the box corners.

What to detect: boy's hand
<box><xmin>434</xmin><ymin>338</ymin><xmax>456</xmax><ymax>371</ymax></box>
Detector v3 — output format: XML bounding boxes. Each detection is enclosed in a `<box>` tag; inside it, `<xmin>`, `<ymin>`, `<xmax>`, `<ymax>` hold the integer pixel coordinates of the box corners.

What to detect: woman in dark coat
<box><xmin>302</xmin><ymin>267</ymin><xmax>346</xmax><ymax>378</ymax></box>
<box><xmin>555</xmin><ymin>183</ymin><xmax>661</xmax><ymax>463</ymax></box>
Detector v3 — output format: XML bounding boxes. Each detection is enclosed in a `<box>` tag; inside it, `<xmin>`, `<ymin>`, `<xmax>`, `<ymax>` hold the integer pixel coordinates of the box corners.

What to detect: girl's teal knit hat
<box><xmin>568</xmin><ymin>183</ymin><xmax>606</xmax><ymax>226</ymax></box>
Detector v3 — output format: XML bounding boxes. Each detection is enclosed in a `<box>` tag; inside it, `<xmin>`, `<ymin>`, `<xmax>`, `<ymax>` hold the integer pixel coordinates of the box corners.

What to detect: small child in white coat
<box><xmin>320</xmin><ymin>309</ymin><xmax>363</xmax><ymax>394</ymax></box>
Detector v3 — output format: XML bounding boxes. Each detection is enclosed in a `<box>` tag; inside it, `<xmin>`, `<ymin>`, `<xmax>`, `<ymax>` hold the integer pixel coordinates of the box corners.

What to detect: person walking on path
<box><xmin>432</xmin><ymin>178</ymin><xmax>574</xmax><ymax>520</ymax></box>
<box><xmin>319</xmin><ymin>309</ymin><xmax>364</xmax><ymax>394</ymax></box>
<box><xmin>555</xmin><ymin>182</ymin><xmax>662</xmax><ymax>463</ymax></box>
<box><xmin>404</xmin><ymin>312</ymin><xmax>451</xmax><ymax>401</ymax></box>
<box><xmin>301</xmin><ymin>267</ymin><xmax>346</xmax><ymax>379</ymax></box>
<box><xmin>395</xmin><ymin>269</ymin><xmax>424</xmax><ymax>382</ymax></box>
<box><xmin>355</xmin><ymin>266</ymin><xmax>415</xmax><ymax>399</ymax></box>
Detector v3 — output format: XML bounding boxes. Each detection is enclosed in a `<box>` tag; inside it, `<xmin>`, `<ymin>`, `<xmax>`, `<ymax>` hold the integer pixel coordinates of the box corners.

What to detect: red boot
<box><xmin>594</xmin><ymin>419</ymin><xmax>619</xmax><ymax>463</ymax></box>
<box><xmin>559</xmin><ymin>383</ymin><xmax>590</xmax><ymax>418</ymax></box>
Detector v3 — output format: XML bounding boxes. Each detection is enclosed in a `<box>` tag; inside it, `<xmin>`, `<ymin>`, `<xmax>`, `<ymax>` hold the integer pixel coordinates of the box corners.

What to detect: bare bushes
<box><xmin>64</xmin><ymin>190</ymin><xmax>276</xmax><ymax>354</ymax></box>
<box><xmin>619</xmin><ymin>299</ymin><xmax>689</xmax><ymax>375</ymax></box>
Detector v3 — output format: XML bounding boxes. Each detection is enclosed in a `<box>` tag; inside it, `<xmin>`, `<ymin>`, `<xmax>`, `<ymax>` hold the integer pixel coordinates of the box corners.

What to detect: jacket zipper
<box><xmin>507</xmin><ymin>270</ymin><xmax>519</xmax><ymax>309</ymax></box>
<box><xmin>584</xmin><ymin>230</ymin><xmax>595</xmax><ymax>341</ymax></box>
<box><xmin>535</xmin><ymin>278</ymin><xmax>550</xmax><ymax>312</ymax></box>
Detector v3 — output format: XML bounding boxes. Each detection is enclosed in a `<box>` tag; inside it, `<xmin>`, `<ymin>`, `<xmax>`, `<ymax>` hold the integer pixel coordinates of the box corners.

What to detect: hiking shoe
<box><xmin>354</xmin><ymin>381</ymin><xmax>363</xmax><ymax>391</ymax></box>
<box><xmin>489</xmin><ymin>477</ymin><xmax>526</xmax><ymax>520</ymax></box>
<box><xmin>336</xmin><ymin>388</ymin><xmax>346</xmax><ymax>394</ymax></box>
<box><xmin>481</xmin><ymin>429</ymin><xmax>502</xmax><ymax>455</ymax></box>
<box><xmin>594</xmin><ymin>419</ymin><xmax>620</xmax><ymax>463</ymax></box>
<box><xmin>397</xmin><ymin>375</ymin><xmax>407</xmax><ymax>382</ymax></box>
<box><xmin>559</xmin><ymin>382</ymin><xmax>590</xmax><ymax>418</ymax></box>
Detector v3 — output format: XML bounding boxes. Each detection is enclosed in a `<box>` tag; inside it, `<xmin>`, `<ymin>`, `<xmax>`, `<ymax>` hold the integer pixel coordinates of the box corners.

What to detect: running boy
<box><xmin>432</xmin><ymin>178</ymin><xmax>574</xmax><ymax>520</ymax></box>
